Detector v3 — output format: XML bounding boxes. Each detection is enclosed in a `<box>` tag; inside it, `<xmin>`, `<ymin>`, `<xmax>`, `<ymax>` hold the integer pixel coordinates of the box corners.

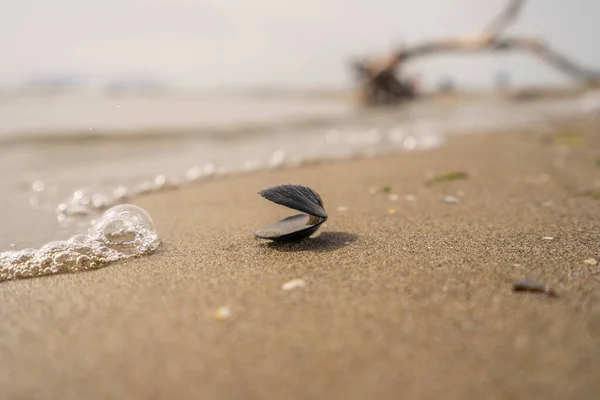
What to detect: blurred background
<box><xmin>1</xmin><ymin>0</ymin><xmax>599</xmax><ymax>90</ymax></box>
<box><xmin>1</xmin><ymin>0</ymin><xmax>599</xmax><ymax>250</ymax></box>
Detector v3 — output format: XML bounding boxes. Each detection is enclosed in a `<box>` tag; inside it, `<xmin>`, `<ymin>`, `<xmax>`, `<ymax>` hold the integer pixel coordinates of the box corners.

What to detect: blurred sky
<box><xmin>1</xmin><ymin>0</ymin><xmax>599</xmax><ymax>89</ymax></box>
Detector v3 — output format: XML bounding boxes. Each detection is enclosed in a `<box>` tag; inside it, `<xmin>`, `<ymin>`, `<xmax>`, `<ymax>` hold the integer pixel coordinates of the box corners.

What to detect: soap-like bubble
<box><xmin>97</xmin><ymin>217</ymin><xmax>137</xmax><ymax>244</ymax></box>
<box><xmin>100</xmin><ymin>204</ymin><xmax>155</xmax><ymax>232</ymax></box>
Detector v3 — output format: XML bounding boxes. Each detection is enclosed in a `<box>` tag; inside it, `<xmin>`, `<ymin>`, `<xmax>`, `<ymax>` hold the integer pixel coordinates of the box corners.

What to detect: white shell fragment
<box><xmin>212</xmin><ymin>306</ymin><xmax>232</xmax><ymax>321</ymax></box>
<box><xmin>282</xmin><ymin>279</ymin><xmax>306</xmax><ymax>291</ymax></box>
<box><xmin>442</xmin><ymin>195</ymin><xmax>460</xmax><ymax>204</ymax></box>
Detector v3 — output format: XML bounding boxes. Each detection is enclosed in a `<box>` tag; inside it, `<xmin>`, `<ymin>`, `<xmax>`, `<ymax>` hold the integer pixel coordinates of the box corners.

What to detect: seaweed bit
<box><xmin>255</xmin><ymin>184</ymin><xmax>328</xmax><ymax>242</ymax></box>
<box><xmin>426</xmin><ymin>171</ymin><xmax>469</xmax><ymax>185</ymax></box>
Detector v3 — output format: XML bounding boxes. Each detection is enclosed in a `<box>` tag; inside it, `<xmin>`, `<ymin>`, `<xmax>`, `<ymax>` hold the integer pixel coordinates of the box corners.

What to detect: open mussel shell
<box><xmin>255</xmin><ymin>184</ymin><xmax>328</xmax><ymax>242</ymax></box>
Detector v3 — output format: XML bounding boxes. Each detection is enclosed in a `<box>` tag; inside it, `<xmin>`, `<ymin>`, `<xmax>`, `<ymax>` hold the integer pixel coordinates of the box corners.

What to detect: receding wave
<box><xmin>0</xmin><ymin>115</ymin><xmax>350</xmax><ymax>146</ymax></box>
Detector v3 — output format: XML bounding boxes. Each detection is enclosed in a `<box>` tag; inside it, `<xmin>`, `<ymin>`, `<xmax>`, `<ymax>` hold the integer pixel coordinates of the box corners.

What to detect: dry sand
<box><xmin>2</xmin><ymin>116</ymin><xmax>600</xmax><ymax>399</ymax></box>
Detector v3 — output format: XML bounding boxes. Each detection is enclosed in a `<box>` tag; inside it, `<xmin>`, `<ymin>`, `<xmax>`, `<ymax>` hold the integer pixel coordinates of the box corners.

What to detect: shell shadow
<box><xmin>261</xmin><ymin>231</ymin><xmax>358</xmax><ymax>253</ymax></box>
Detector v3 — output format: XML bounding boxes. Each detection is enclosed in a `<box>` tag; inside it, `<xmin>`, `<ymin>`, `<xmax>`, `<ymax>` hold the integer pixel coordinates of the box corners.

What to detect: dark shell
<box><xmin>258</xmin><ymin>184</ymin><xmax>327</xmax><ymax>219</ymax></box>
<box><xmin>255</xmin><ymin>184</ymin><xmax>328</xmax><ymax>242</ymax></box>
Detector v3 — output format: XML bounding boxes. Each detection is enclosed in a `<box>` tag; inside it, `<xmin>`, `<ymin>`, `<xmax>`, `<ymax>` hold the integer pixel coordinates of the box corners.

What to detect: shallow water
<box><xmin>1</xmin><ymin>88</ymin><xmax>599</xmax><ymax>257</ymax></box>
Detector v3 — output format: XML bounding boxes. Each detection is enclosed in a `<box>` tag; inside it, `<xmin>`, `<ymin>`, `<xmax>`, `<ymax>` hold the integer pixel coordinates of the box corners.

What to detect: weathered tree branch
<box><xmin>353</xmin><ymin>0</ymin><xmax>600</xmax><ymax>106</ymax></box>
<box><xmin>482</xmin><ymin>0</ymin><xmax>525</xmax><ymax>37</ymax></box>
<box><xmin>396</xmin><ymin>36</ymin><xmax>600</xmax><ymax>82</ymax></box>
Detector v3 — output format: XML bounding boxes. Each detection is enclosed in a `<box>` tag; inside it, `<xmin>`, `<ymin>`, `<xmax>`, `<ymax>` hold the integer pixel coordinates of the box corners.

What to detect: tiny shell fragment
<box><xmin>212</xmin><ymin>306</ymin><xmax>232</xmax><ymax>320</ymax></box>
<box><xmin>442</xmin><ymin>195</ymin><xmax>460</xmax><ymax>204</ymax></box>
<box><xmin>309</xmin><ymin>231</ymin><xmax>322</xmax><ymax>239</ymax></box>
<box><xmin>584</xmin><ymin>258</ymin><xmax>598</xmax><ymax>266</ymax></box>
<box><xmin>282</xmin><ymin>279</ymin><xmax>306</xmax><ymax>291</ymax></box>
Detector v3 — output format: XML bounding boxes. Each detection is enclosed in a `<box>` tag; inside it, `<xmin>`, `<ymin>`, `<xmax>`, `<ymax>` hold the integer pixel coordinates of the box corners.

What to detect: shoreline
<box><xmin>2</xmin><ymin>115</ymin><xmax>600</xmax><ymax>398</ymax></box>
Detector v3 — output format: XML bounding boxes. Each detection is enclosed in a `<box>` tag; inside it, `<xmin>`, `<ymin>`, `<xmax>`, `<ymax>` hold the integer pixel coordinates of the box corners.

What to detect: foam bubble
<box><xmin>185</xmin><ymin>166</ymin><xmax>203</xmax><ymax>182</ymax></box>
<box><xmin>0</xmin><ymin>204</ymin><xmax>160</xmax><ymax>282</ymax></box>
<box><xmin>113</xmin><ymin>186</ymin><xmax>129</xmax><ymax>200</ymax></box>
<box><xmin>203</xmin><ymin>163</ymin><xmax>216</xmax><ymax>177</ymax></box>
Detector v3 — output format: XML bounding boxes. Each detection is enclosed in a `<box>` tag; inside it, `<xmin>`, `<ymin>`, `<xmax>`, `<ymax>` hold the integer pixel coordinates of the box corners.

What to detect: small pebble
<box><xmin>387</xmin><ymin>208</ymin><xmax>397</xmax><ymax>215</ymax></box>
<box><xmin>337</xmin><ymin>206</ymin><xmax>348</xmax><ymax>212</ymax></box>
<box><xmin>212</xmin><ymin>306</ymin><xmax>232</xmax><ymax>321</ymax></box>
<box><xmin>389</xmin><ymin>194</ymin><xmax>400</xmax><ymax>201</ymax></box>
<box><xmin>442</xmin><ymin>195</ymin><xmax>460</xmax><ymax>204</ymax></box>
<box><xmin>282</xmin><ymin>279</ymin><xmax>306</xmax><ymax>291</ymax></box>
<box><xmin>512</xmin><ymin>280</ymin><xmax>557</xmax><ymax>297</ymax></box>
<box><xmin>584</xmin><ymin>258</ymin><xmax>598</xmax><ymax>266</ymax></box>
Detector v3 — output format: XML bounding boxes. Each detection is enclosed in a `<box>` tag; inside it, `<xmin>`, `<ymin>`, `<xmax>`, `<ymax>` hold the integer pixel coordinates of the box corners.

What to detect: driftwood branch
<box><xmin>353</xmin><ymin>0</ymin><xmax>600</xmax><ymax>106</ymax></box>
<box><xmin>483</xmin><ymin>0</ymin><xmax>525</xmax><ymax>37</ymax></box>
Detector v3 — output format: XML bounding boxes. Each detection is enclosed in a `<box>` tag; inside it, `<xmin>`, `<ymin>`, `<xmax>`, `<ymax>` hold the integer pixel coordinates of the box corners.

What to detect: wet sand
<box><xmin>2</xmin><ymin>116</ymin><xmax>600</xmax><ymax>399</ymax></box>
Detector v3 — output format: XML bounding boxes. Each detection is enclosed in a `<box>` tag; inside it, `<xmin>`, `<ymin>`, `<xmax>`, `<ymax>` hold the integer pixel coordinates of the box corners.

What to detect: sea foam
<box><xmin>0</xmin><ymin>204</ymin><xmax>160</xmax><ymax>282</ymax></box>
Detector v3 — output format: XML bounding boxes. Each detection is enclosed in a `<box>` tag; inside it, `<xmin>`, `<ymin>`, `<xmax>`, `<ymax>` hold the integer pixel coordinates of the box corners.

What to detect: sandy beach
<box><xmin>2</xmin><ymin>115</ymin><xmax>600</xmax><ymax>399</ymax></box>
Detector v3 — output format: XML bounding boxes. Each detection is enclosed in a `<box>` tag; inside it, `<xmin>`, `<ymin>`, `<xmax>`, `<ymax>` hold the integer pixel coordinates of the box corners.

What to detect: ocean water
<box><xmin>1</xmin><ymin>88</ymin><xmax>600</xmax><ymax>281</ymax></box>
